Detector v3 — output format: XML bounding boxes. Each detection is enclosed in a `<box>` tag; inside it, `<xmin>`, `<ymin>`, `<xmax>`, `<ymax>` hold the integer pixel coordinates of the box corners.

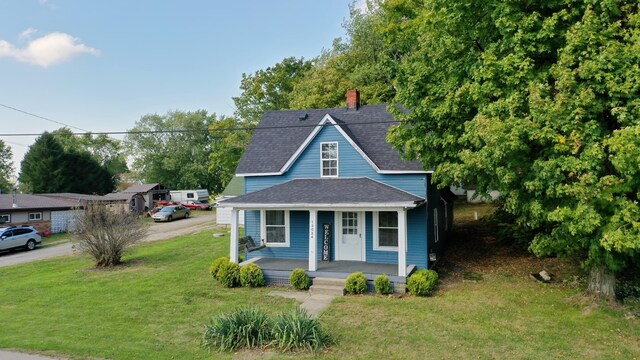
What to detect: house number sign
<box><xmin>322</xmin><ymin>223</ymin><xmax>331</xmax><ymax>261</ymax></box>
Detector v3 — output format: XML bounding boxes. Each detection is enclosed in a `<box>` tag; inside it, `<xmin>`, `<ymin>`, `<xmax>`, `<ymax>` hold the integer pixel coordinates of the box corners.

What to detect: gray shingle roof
<box><xmin>235</xmin><ymin>104</ymin><xmax>424</xmax><ymax>174</ymax></box>
<box><xmin>123</xmin><ymin>183</ymin><xmax>165</xmax><ymax>193</ymax></box>
<box><xmin>0</xmin><ymin>194</ymin><xmax>79</xmax><ymax>211</ymax></box>
<box><xmin>219</xmin><ymin>178</ymin><xmax>424</xmax><ymax>207</ymax></box>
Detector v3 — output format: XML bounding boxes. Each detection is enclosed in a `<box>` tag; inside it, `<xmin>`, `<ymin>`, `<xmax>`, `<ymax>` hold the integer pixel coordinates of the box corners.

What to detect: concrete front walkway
<box><xmin>0</xmin><ymin>350</ymin><xmax>63</xmax><ymax>359</ymax></box>
<box><xmin>268</xmin><ymin>291</ymin><xmax>335</xmax><ymax>317</ymax></box>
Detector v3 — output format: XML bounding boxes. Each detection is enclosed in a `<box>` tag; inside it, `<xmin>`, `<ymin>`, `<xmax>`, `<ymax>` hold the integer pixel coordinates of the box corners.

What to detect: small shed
<box><xmin>216</xmin><ymin>176</ymin><xmax>245</xmax><ymax>225</ymax></box>
<box><xmin>102</xmin><ymin>192</ymin><xmax>146</xmax><ymax>214</ymax></box>
<box><xmin>122</xmin><ymin>183</ymin><xmax>170</xmax><ymax>208</ymax></box>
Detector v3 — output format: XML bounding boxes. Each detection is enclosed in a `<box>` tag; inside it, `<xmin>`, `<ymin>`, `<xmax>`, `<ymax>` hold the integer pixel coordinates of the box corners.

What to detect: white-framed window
<box><xmin>28</xmin><ymin>212</ymin><xmax>43</xmax><ymax>221</ymax></box>
<box><xmin>373</xmin><ymin>211</ymin><xmax>398</xmax><ymax>251</ymax></box>
<box><xmin>0</xmin><ymin>214</ymin><xmax>10</xmax><ymax>223</ymax></box>
<box><xmin>260</xmin><ymin>210</ymin><xmax>290</xmax><ymax>247</ymax></box>
<box><xmin>434</xmin><ymin>208</ymin><xmax>439</xmax><ymax>242</ymax></box>
<box><xmin>320</xmin><ymin>142</ymin><xmax>338</xmax><ymax>177</ymax></box>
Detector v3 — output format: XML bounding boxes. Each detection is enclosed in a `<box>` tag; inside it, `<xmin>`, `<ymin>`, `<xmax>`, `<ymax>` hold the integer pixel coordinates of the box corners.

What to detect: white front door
<box><xmin>337</xmin><ymin>211</ymin><xmax>363</xmax><ymax>261</ymax></box>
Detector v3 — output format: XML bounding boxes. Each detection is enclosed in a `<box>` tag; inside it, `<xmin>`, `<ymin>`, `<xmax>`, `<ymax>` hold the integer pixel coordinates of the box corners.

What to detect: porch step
<box><xmin>309</xmin><ymin>284</ymin><xmax>345</xmax><ymax>296</ymax></box>
<box><xmin>312</xmin><ymin>277</ymin><xmax>346</xmax><ymax>287</ymax></box>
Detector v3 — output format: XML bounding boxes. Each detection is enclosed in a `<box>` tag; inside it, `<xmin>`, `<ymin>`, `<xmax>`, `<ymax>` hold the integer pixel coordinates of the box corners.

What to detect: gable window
<box><xmin>0</xmin><ymin>214</ymin><xmax>10</xmax><ymax>224</ymax></box>
<box><xmin>29</xmin><ymin>212</ymin><xmax>43</xmax><ymax>221</ymax></box>
<box><xmin>260</xmin><ymin>210</ymin><xmax>290</xmax><ymax>247</ymax></box>
<box><xmin>373</xmin><ymin>211</ymin><xmax>398</xmax><ymax>251</ymax></box>
<box><xmin>320</xmin><ymin>142</ymin><xmax>338</xmax><ymax>177</ymax></box>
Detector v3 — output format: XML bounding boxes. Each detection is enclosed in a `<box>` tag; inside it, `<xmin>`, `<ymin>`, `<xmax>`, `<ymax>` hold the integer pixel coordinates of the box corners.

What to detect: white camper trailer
<box><xmin>170</xmin><ymin>189</ymin><xmax>210</xmax><ymax>203</ymax></box>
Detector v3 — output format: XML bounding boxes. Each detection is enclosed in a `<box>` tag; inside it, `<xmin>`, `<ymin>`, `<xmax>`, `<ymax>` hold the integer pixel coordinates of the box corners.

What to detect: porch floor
<box><xmin>247</xmin><ymin>257</ymin><xmax>415</xmax><ymax>284</ymax></box>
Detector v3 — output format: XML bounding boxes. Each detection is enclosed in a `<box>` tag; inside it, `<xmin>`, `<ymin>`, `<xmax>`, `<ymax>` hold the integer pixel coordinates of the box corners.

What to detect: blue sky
<box><xmin>0</xmin><ymin>0</ymin><xmax>357</xmax><ymax>174</ymax></box>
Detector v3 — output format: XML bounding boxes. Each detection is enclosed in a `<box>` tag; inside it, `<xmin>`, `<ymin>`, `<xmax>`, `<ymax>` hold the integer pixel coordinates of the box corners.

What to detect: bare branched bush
<box><xmin>72</xmin><ymin>201</ymin><xmax>149</xmax><ymax>267</ymax></box>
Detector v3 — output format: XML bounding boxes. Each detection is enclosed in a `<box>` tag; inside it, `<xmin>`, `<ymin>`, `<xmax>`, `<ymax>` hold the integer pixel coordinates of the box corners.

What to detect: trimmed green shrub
<box><xmin>210</xmin><ymin>257</ymin><xmax>229</xmax><ymax>280</ymax></box>
<box><xmin>290</xmin><ymin>268</ymin><xmax>311</xmax><ymax>290</ymax></box>
<box><xmin>374</xmin><ymin>274</ymin><xmax>392</xmax><ymax>295</ymax></box>
<box><xmin>407</xmin><ymin>269</ymin><xmax>439</xmax><ymax>297</ymax></box>
<box><xmin>203</xmin><ymin>307</ymin><xmax>272</xmax><ymax>351</ymax></box>
<box><xmin>240</xmin><ymin>263</ymin><xmax>265</xmax><ymax>288</ymax></box>
<box><xmin>345</xmin><ymin>272</ymin><xmax>368</xmax><ymax>294</ymax></box>
<box><xmin>217</xmin><ymin>261</ymin><xmax>241</xmax><ymax>288</ymax></box>
<box><xmin>271</xmin><ymin>308</ymin><xmax>332</xmax><ymax>352</ymax></box>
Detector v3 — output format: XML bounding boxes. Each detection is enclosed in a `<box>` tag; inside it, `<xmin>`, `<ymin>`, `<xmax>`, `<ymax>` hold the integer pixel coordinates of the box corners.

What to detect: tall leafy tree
<box><xmin>385</xmin><ymin>0</ymin><xmax>640</xmax><ymax>298</ymax></box>
<box><xmin>232</xmin><ymin>57</ymin><xmax>312</xmax><ymax>123</ymax></box>
<box><xmin>208</xmin><ymin>116</ymin><xmax>252</xmax><ymax>194</ymax></box>
<box><xmin>19</xmin><ymin>132</ymin><xmax>113</xmax><ymax>194</ymax></box>
<box><xmin>0</xmin><ymin>140</ymin><xmax>14</xmax><ymax>194</ymax></box>
<box><xmin>125</xmin><ymin>110</ymin><xmax>217</xmax><ymax>191</ymax></box>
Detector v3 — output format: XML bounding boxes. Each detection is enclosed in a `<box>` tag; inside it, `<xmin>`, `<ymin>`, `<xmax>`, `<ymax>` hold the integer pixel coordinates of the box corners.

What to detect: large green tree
<box><xmin>125</xmin><ymin>110</ymin><xmax>218</xmax><ymax>191</ymax></box>
<box><xmin>19</xmin><ymin>132</ymin><xmax>114</xmax><ymax>194</ymax></box>
<box><xmin>385</xmin><ymin>0</ymin><xmax>640</xmax><ymax>298</ymax></box>
<box><xmin>0</xmin><ymin>140</ymin><xmax>14</xmax><ymax>194</ymax></box>
<box><xmin>232</xmin><ymin>57</ymin><xmax>312</xmax><ymax>123</ymax></box>
<box><xmin>208</xmin><ymin>116</ymin><xmax>252</xmax><ymax>194</ymax></box>
<box><xmin>51</xmin><ymin>128</ymin><xmax>128</xmax><ymax>184</ymax></box>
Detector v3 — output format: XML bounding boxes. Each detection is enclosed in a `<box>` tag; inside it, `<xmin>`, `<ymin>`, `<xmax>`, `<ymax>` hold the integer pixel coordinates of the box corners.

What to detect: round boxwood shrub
<box><xmin>290</xmin><ymin>268</ymin><xmax>311</xmax><ymax>290</ymax></box>
<box><xmin>345</xmin><ymin>272</ymin><xmax>368</xmax><ymax>294</ymax></box>
<box><xmin>218</xmin><ymin>261</ymin><xmax>241</xmax><ymax>288</ymax></box>
<box><xmin>210</xmin><ymin>257</ymin><xmax>230</xmax><ymax>280</ymax></box>
<box><xmin>407</xmin><ymin>269</ymin><xmax>438</xmax><ymax>297</ymax></box>
<box><xmin>240</xmin><ymin>263</ymin><xmax>265</xmax><ymax>288</ymax></box>
<box><xmin>374</xmin><ymin>274</ymin><xmax>392</xmax><ymax>295</ymax></box>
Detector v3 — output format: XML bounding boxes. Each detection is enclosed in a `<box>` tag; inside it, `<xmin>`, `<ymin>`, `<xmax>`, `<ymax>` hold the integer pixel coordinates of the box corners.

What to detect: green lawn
<box><xmin>0</xmin><ymin>226</ymin><xmax>638</xmax><ymax>359</ymax></box>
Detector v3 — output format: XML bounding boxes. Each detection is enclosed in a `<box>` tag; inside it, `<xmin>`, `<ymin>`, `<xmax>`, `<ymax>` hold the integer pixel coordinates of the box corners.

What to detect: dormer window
<box><xmin>321</xmin><ymin>142</ymin><xmax>338</xmax><ymax>177</ymax></box>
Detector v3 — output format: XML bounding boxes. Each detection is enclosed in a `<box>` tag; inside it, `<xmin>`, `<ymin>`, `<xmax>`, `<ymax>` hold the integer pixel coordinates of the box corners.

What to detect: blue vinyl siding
<box><xmin>245</xmin><ymin>210</ymin><xmax>309</xmax><ymax>260</ymax></box>
<box><xmin>365</xmin><ymin>207</ymin><xmax>428</xmax><ymax>268</ymax></box>
<box><xmin>246</xmin><ymin>125</ymin><xmax>426</xmax><ymax>198</ymax></box>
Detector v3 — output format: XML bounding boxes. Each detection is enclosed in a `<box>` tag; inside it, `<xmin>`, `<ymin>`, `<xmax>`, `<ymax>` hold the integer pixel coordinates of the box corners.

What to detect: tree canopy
<box><xmin>383</xmin><ymin>0</ymin><xmax>640</xmax><ymax>297</ymax></box>
<box><xmin>19</xmin><ymin>132</ymin><xmax>114</xmax><ymax>194</ymax></box>
<box><xmin>0</xmin><ymin>140</ymin><xmax>14</xmax><ymax>194</ymax></box>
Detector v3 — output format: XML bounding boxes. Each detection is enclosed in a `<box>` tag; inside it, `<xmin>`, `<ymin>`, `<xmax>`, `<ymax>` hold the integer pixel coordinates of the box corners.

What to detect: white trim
<box><xmin>260</xmin><ymin>210</ymin><xmax>290</xmax><ymax>247</ymax></box>
<box><xmin>335</xmin><ymin>211</ymin><xmax>365</xmax><ymax>261</ymax></box>
<box><xmin>372</xmin><ymin>211</ymin><xmax>399</xmax><ymax>252</ymax></box>
<box><xmin>235</xmin><ymin>114</ymin><xmax>431</xmax><ymax>177</ymax></box>
<box><xmin>230</xmin><ymin>209</ymin><xmax>239</xmax><ymax>263</ymax></box>
<box><xmin>397</xmin><ymin>209</ymin><xmax>407</xmax><ymax>277</ymax></box>
<box><xmin>320</xmin><ymin>141</ymin><xmax>339</xmax><ymax>177</ymax></box>
<box><xmin>28</xmin><ymin>212</ymin><xmax>43</xmax><ymax>221</ymax></box>
<box><xmin>0</xmin><ymin>214</ymin><xmax>10</xmax><ymax>223</ymax></box>
<box><xmin>219</xmin><ymin>202</ymin><xmax>418</xmax><ymax>210</ymax></box>
<box><xmin>308</xmin><ymin>210</ymin><xmax>317</xmax><ymax>271</ymax></box>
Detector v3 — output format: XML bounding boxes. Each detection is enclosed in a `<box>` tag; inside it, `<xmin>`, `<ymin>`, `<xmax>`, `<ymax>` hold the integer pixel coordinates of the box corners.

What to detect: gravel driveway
<box><xmin>0</xmin><ymin>212</ymin><xmax>218</xmax><ymax>268</ymax></box>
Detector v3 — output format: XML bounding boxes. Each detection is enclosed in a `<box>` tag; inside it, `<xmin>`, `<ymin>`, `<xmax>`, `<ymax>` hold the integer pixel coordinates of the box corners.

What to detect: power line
<box><xmin>0</xmin><ymin>103</ymin><xmax>90</xmax><ymax>132</ymax></box>
<box><xmin>0</xmin><ymin>120</ymin><xmax>403</xmax><ymax>137</ymax></box>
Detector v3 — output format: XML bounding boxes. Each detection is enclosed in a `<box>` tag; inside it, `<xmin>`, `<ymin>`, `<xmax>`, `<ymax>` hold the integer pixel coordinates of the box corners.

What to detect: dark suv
<box><xmin>0</xmin><ymin>225</ymin><xmax>43</xmax><ymax>251</ymax></box>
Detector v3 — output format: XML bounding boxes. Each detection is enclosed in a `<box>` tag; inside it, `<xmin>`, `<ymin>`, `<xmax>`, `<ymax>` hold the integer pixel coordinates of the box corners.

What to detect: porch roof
<box><xmin>218</xmin><ymin>178</ymin><xmax>424</xmax><ymax>209</ymax></box>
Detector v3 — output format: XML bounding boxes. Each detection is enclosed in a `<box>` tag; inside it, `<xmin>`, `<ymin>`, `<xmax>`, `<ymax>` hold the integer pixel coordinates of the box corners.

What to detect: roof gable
<box><xmin>235</xmin><ymin>105</ymin><xmax>426</xmax><ymax>176</ymax></box>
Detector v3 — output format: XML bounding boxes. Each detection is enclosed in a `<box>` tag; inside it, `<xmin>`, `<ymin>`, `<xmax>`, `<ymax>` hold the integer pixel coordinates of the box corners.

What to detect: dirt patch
<box><xmin>435</xmin><ymin>216</ymin><xmax>580</xmax><ymax>287</ymax></box>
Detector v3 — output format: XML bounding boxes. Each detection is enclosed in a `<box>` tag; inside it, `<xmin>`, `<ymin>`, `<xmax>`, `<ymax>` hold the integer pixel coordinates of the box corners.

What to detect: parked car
<box><xmin>0</xmin><ymin>225</ymin><xmax>42</xmax><ymax>251</ymax></box>
<box><xmin>151</xmin><ymin>205</ymin><xmax>191</xmax><ymax>222</ymax></box>
<box><xmin>143</xmin><ymin>207</ymin><xmax>162</xmax><ymax>217</ymax></box>
<box><xmin>183</xmin><ymin>200</ymin><xmax>212</xmax><ymax>210</ymax></box>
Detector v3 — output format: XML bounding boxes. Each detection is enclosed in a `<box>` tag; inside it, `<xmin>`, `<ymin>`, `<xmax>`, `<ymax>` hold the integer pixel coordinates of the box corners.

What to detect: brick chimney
<box><xmin>346</xmin><ymin>89</ymin><xmax>360</xmax><ymax>110</ymax></box>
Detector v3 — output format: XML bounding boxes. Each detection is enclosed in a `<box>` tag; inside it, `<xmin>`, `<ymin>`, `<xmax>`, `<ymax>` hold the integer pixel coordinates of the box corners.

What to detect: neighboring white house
<box><xmin>216</xmin><ymin>177</ymin><xmax>244</xmax><ymax>226</ymax></box>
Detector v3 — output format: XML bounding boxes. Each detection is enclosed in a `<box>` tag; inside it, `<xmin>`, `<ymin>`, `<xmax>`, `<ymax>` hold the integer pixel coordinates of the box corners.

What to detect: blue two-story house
<box><xmin>219</xmin><ymin>90</ymin><xmax>453</xmax><ymax>285</ymax></box>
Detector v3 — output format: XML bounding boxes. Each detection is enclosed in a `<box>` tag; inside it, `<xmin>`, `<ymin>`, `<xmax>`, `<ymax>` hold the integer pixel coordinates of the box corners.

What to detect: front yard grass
<box><xmin>0</xmin><ymin>212</ymin><xmax>638</xmax><ymax>359</ymax></box>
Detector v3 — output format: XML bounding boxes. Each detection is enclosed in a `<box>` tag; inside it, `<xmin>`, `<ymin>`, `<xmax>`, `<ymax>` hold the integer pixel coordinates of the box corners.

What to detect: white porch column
<box><xmin>230</xmin><ymin>208</ymin><xmax>239</xmax><ymax>263</ymax></box>
<box><xmin>308</xmin><ymin>210</ymin><xmax>317</xmax><ymax>271</ymax></box>
<box><xmin>397</xmin><ymin>209</ymin><xmax>407</xmax><ymax>277</ymax></box>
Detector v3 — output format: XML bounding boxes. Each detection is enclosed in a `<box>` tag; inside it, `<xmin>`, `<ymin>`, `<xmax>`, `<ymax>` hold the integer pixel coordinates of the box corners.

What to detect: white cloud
<box><xmin>0</xmin><ymin>31</ymin><xmax>100</xmax><ymax>67</ymax></box>
<box><xmin>19</xmin><ymin>27</ymin><xmax>38</xmax><ymax>40</ymax></box>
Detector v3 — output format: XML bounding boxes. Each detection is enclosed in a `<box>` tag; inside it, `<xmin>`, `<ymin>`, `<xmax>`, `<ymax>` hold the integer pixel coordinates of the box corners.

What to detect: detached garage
<box><xmin>0</xmin><ymin>194</ymin><xmax>81</xmax><ymax>234</ymax></box>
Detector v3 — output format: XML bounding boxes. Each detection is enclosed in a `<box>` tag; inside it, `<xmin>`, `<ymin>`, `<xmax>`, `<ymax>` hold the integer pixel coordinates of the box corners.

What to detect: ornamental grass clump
<box><xmin>217</xmin><ymin>261</ymin><xmax>241</xmax><ymax>288</ymax></box>
<box><xmin>203</xmin><ymin>307</ymin><xmax>272</xmax><ymax>351</ymax></box>
<box><xmin>271</xmin><ymin>308</ymin><xmax>332</xmax><ymax>352</ymax></box>
<box><xmin>210</xmin><ymin>257</ymin><xmax>229</xmax><ymax>280</ymax></box>
<box><xmin>290</xmin><ymin>269</ymin><xmax>311</xmax><ymax>290</ymax></box>
<box><xmin>345</xmin><ymin>272</ymin><xmax>368</xmax><ymax>294</ymax></box>
<box><xmin>240</xmin><ymin>263</ymin><xmax>265</xmax><ymax>287</ymax></box>
<box><xmin>407</xmin><ymin>269</ymin><xmax>439</xmax><ymax>297</ymax></box>
<box><xmin>374</xmin><ymin>274</ymin><xmax>393</xmax><ymax>295</ymax></box>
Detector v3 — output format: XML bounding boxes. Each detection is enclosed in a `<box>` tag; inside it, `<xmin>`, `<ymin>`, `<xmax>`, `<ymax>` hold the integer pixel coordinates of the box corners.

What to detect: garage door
<box><xmin>51</xmin><ymin>210</ymin><xmax>82</xmax><ymax>233</ymax></box>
